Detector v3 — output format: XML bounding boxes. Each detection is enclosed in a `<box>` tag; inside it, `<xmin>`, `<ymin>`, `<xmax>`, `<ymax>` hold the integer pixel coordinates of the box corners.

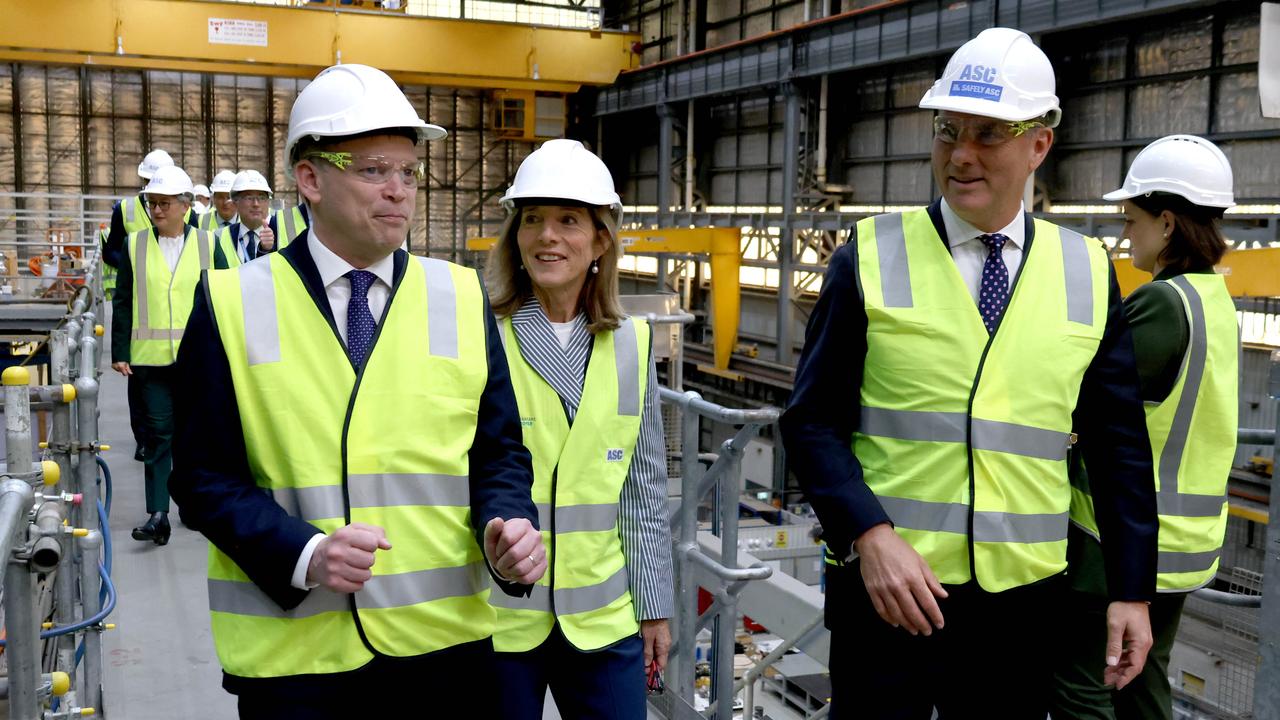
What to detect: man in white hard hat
<box><xmin>214</xmin><ymin>170</ymin><xmax>278</xmax><ymax>267</ymax></box>
<box><xmin>109</xmin><ymin>165</ymin><xmax>225</xmax><ymax>548</ymax></box>
<box><xmin>192</xmin><ymin>184</ymin><xmax>212</xmax><ymax>215</ymax></box>
<box><xmin>199</xmin><ymin>170</ymin><xmax>239</xmax><ymax>233</ymax></box>
<box><xmin>170</xmin><ymin>63</ymin><xmax>544</xmax><ymax>718</ymax></box>
<box><xmin>782</xmin><ymin>27</ymin><xmax>1157</xmax><ymax>718</ymax></box>
<box><xmin>101</xmin><ymin>148</ymin><xmax>194</xmax><ymax>464</ymax></box>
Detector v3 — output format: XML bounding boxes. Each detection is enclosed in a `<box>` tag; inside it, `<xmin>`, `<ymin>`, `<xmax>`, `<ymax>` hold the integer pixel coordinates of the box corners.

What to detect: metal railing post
<box><xmin>673</xmin><ymin>391</ymin><xmax>704</xmax><ymax>706</ymax></box>
<box><xmin>1253</xmin><ymin>349</ymin><xmax>1280</xmax><ymax>718</ymax></box>
<box><xmin>73</xmin><ymin>314</ymin><xmax>104</xmax><ymax>711</ymax></box>
<box><xmin>77</xmin><ymin>530</ymin><xmax>103</xmax><ymax>712</ymax></box>
<box><xmin>49</xmin><ymin>327</ymin><xmax>79</xmax><ymax>669</ymax></box>
<box><xmin>711</xmin><ymin>438</ymin><xmax>742</xmax><ymax>720</ymax></box>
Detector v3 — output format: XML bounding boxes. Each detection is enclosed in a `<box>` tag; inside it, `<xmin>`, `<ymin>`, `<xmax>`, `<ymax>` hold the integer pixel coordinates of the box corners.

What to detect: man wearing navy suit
<box><xmin>171</xmin><ymin>64</ymin><xmax>544</xmax><ymax>719</ymax></box>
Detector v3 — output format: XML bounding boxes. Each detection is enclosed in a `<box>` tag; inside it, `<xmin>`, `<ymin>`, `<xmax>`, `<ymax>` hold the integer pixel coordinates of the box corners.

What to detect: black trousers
<box><xmin>233</xmin><ymin>638</ymin><xmax>499</xmax><ymax>719</ymax></box>
<box><xmin>826</xmin><ymin>559</ymin><xmax>1066</xmax><ymax>720</ymax></box>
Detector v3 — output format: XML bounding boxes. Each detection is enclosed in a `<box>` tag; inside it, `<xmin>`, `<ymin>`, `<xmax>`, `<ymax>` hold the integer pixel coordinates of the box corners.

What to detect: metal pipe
<box><xmin>31</xmin><ymin>500</ymin><xmax>64</xmax><ymax>573</ymax></box>
<box><xmin>1252</xmin><ymin>350</ymin><xmax>1280</xmax><ymax>718</ymax></box>
<box><xmin>1238</xmin><ymin>427</ymin><xmax>1276</xmax><ymax>445</ymax></box>
<box><xmin>685</xmin><ymin>101</ymin><xmax>695</xmax><ymax>209</ymax></box>
<box><xmin>816</xmin><ymin>75</ymin><xmax>829</xmax><ymax>186</ymax></box>
<box><xmin>78</xmin><ymin>530</ymin><xmax>103</xmax><ymax>712</ymax></box>
<box><xmin>1191</xmin><ymin>587</ymin><xmax>1262</xmax><ymax>607</ymax></box>
<box><xmin>4</xmin><ymin>535</ymin><xmax>41</xmax><ymax>720</ymax></box>
<box><xmin>49</xmin><ymin>327</ymin><xmax>78</xmax><ymax>669</ymax></box>
<box><xmin>711</xmin><ymin>436</ymin><xmax>744</xmax><ymax>720</ymax></box>
<box><xmin>686</xmin><ymin>548</ymin><xmax>772</xmax><ymax>582</ymax></box>
<box><xmin>0</xmin><ymin>479</ymin><xmax>34</xmax><ymax>578</ymax></box>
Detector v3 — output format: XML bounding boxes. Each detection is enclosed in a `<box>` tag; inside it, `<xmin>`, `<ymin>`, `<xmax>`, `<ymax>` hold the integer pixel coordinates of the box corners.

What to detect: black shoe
<box><xmin>131</xmin><ymin>512</ymin><xmax>170</xmax><ymax>546</ymax></box>
<box><xmin>134</xmin><ymin>447</ymin><xmax>146</xmax><ymax>462</ymax></box>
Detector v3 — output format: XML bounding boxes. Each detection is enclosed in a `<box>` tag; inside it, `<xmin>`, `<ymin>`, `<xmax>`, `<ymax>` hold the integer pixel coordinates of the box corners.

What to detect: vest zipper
<box><xmin>963</xmin><ymin>222</ymin><xmax>1035</xmax><ymax>587</ymax></box>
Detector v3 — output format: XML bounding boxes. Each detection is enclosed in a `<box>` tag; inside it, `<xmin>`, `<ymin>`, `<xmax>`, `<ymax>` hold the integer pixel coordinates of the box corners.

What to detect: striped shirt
<box><xmin>508</xmin><ymin>299</ymin><xmax>675</xmax><ymax>621</ymax></box>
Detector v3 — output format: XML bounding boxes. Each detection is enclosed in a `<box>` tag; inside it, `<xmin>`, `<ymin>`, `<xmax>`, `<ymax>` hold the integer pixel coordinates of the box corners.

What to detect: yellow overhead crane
<box><xmin>1112</xmin><ymin>246</ymin><xmax>1280</xmax><ymax>297</ymax></box>
<box><xmin>0</xmin><ymin>0</ymin><xmax>639</xmax><ymax>93</ymax></box>
<box><xmin>469</xmin><ymin>228</ymin><xmax>745</xmax><ymax>372</ymax></box>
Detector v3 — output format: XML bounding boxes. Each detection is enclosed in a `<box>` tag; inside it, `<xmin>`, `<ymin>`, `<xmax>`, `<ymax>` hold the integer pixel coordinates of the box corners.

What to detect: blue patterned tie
<box><xmin>345</xmin><ymin>270</ymin><xmax>377</xmax><ymax>366</ymax></box>
<box><xmin>978</xmin><ymin>233</ymin><xmax>1010</xmax><ymax>334</ymax></box>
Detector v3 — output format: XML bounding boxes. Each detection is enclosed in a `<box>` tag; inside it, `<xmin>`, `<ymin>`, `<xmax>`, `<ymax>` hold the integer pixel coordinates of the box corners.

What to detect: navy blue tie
<box><xmin>978</xmin><ymin>233</ymin><xmax>1010</xmax><ymax>334</ymax></box>
<box><xmin>345</xmin><ymin>270</ymin><xmax>377</xmax><ymax>366</ymax></box>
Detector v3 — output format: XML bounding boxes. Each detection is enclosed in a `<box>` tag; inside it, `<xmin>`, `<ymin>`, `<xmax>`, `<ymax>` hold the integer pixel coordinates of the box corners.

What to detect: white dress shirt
<box><xmin>290</xmin><ymin>229</ymin><xmax>396</xmax><ymax>590</ymax></box>
<box><xmin>548</xmin><ymin>318</ymin><xmax>577</xmax><ymax>350</ymax></box>
<box><xmin>940</xmin><ymin>198</ymin><xmax>1026</xmax><ymax>305</ymax></box>
<box><xmin>156</xmin><ymin>234</ymin><xmax>184</xmax><ymax>273</ymax></box>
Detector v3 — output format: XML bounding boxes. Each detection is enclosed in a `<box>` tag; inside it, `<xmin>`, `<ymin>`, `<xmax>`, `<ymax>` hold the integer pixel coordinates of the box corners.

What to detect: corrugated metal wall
<box><xmin>1239</xmin><ymin>346</ymin><xmax>1278</xmax><ymax>466</ymax></box>
<box><xmin>0</xmin><ymin>64</ymin><xmax>529</xmax><ymax>258</ymax></box>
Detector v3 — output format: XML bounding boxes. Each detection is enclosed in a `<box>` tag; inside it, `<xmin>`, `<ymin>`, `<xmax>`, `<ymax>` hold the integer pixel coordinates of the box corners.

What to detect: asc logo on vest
<box><xmin>605</xmin><ymin>448</ymin><xmax>625</xmax><ymax>463</ymax></box>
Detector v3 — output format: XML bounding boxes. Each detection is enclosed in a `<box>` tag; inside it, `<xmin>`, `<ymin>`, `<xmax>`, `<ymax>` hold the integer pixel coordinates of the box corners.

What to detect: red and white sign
<box><xmin>208</xmin><ymin>18</ymin><xmax>268</xmax><ymax>48</ymax></box>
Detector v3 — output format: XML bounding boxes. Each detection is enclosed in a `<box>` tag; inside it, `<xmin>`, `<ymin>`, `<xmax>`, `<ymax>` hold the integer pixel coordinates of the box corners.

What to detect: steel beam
<box><xmin>0</xmin><ymin>0</ymin><xmax>638</xmax><ymax>93</ymax></box>
<box><xmin>596</xmin><ymin>0</ymin><xmax>1223</xmax><ymax>114</ymax></box>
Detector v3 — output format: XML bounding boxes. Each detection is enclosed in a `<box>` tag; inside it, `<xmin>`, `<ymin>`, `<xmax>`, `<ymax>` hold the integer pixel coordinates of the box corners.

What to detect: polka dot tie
<box><xmin>346</xmin><ymin>270</ymin><xmax>377</xmax><ymax>367</ymax></box>
<box><xmin>978</xmin><ymin>233</ymin><xmax>1010</xmax><ymax>335</ymax></box>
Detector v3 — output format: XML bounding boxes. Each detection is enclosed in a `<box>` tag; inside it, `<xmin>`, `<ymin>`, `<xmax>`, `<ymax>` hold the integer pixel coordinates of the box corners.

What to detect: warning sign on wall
<box><xmin>208</xmin><ymin>18</ymin><xmax>268</xmax><ymax>48</ymax></box>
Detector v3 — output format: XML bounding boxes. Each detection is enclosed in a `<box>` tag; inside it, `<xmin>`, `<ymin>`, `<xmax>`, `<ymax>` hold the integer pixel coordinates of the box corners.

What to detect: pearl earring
<box><xmin>590</xmin><ymin>260</ymin><xmax>599</xmax><ymax>274</ymax></box>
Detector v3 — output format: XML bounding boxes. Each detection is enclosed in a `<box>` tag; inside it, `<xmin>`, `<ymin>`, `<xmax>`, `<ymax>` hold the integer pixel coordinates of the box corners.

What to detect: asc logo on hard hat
<box><xmin>949</xmin><ymin>64</ymin><xmax>1003</xmax><ymax>101</ymax></box>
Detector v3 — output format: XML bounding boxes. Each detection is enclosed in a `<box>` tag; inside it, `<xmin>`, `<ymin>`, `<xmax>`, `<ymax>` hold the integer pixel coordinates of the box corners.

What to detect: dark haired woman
<box><xmin>485</xmin><ymin>140</ymin><xmax>673</xmax><ymax>719</ymax></box>
<box><xmin>1052</xmin><ymin>134</ymin><xmax>1239</xmax><ymax>720</ymax></box>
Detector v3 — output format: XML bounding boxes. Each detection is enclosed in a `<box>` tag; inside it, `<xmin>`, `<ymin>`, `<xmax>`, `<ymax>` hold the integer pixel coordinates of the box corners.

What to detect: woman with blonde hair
<box><xmin>485</xmin><ymin>139</ymin><xmax>673</xmax><ymax>719</ymax></box>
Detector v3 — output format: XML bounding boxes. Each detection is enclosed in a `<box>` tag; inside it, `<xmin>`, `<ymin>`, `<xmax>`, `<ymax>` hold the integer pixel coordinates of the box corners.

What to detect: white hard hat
<box><xmin>1103</xmin><ymin>134</ymin><xmax>1235</xmax><ymax>209</ymax></box>
<box><xmin>210</xmin><ymin>170</ymin><xmax>237</xmax><ymax>194</ymax></box>
<box><xmin>499</xmin><ymin>140</ymin><xmax>623</xmax><ymax>226</ymax></box>
<box><xmin>143</xmin><ymin>165</ymin><xmax>195</xmax><ymax>198</ymax></box>
<box><xmin>285</xmin><ymin>64</ymin><xmax>446</xmax><ymax>179</ymax></box>
<box><xmin>137</xmin><ymin>149</ymin><xmax>175</xmax><ymax>180</ymax></box>
<box><xmin>193</xmin><ymin>184</ymin><xmax>211</xmax><ymax>198</ymax></box>
<box><xmin>919</xmin><ymin>28</ymin><xmax>1061</xmax><ymax>128</ymax></box>
<box><xmin>231</xmin><ymin>170</ymin><xmax>273</xmax><ymax>196</ymax></box>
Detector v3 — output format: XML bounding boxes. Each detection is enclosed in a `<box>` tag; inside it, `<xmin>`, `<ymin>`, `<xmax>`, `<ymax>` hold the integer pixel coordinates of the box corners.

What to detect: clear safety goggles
<box><xmin>932</xmin><ymin>115</ymin><xmax>1045</xmax><ymax>146</ymax></box>
<box><xmin>303</xmin><ymin>151</ymin><xmax>426</xmax><ymax>188</ymax></box>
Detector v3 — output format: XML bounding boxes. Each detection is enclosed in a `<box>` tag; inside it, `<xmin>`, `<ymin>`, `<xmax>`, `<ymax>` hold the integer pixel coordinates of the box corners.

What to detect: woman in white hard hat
<box><xmin>192</xmin><ymin>184</ymin><xmax>212</xmax><ymax>215</ymax></box>
<box><xmin>1053</xmin><ymin>135</ymin><xmax>1239</xmax><ymax>720</ymax></box>
<box><xmin>485</xmin><ymin>139</ymin><xmax>673</xmax><ymax>719</ymax></box>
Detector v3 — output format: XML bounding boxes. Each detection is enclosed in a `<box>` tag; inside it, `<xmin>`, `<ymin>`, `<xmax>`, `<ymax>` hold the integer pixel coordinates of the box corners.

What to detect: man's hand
<box><xmin>306</xmin><ymin>522</ymin><xmax>392</xmax><ymax>593</ymax></box>
<box><xmin>257</xmin><ymin>225</ymin><xmax>275</xmax><ymax>252</ymax></box>
<box><xmin>111</xmin><ymin>361</ymin><xmax>132</xmax><ymax>376</ymax></box>
<box><xmin>642</xmin><ymin>619</ymin><xmax>672</xmax><ymax>673</ymax></box>
<box><xmin>1103</xmin><ymin>600</ymin><xmax>1152</xmax><ymax>690</ymax></box>
<box><xmin>855</xmin><ymin>523</ymin><xmax>948</xmax><ymax>636</ymax></box>
<box><xmin>483</xmin><ymin>517</ymin><xmax>545</xmax><ymax>584</ymax></box>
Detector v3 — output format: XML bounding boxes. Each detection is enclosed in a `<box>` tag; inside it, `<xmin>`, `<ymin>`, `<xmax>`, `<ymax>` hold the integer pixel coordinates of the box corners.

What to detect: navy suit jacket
<box><xmin>170</xmin><ymin>232</ymin><xmax>537</xmax><ymax>680</ymax></box>
<box><xmin>780</xmin><ymin>200</ymin><xmax>1158</xmax><ymax>603</ymax></box>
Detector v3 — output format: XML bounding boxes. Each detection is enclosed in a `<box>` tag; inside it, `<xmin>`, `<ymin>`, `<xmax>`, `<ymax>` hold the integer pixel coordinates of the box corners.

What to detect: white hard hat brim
<box><xmin>919</xmin><ymin>93</ymin><xmax>1049</xmax><ymax>123</ymax></box>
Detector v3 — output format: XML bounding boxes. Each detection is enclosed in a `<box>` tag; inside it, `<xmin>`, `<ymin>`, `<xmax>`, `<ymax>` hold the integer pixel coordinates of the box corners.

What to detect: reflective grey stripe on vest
<box><xmin>240</xmin><ymin>259</ymin><xmax>281</xmax><ymax>366</ymax></box>
<box><xmin>534</xmin><ymin>502</ymin><xmax>620</xmax><ymax>534</ymax></box>
<box><xmin>282</xmin><ymin>207</ymin><xmax>302</xmax><ymax>242</ymax></box>
<box><xmin>133</xmin><ymin>229</ymin><xmax>152</xmax><ymax>334</ymax></box>
<box><xmin>124</xmin><ymin>197</ymin><xmax>139</xmax><ymax>226</ymax></box>
<box><xmin>974</xmin><ymin>510</ymin><xmax>1068</xmax><ymax>544</ymax></box>
<box><xmin>196</xmin><ymin>229</ymin><xmax>212</xmax><ymax>271</ymax></box>
<box><xmin>416</xmin><ymin>257</ymin><xmax>459</xmax><ymax>359</ymax></box>
<box><xmin>209</xmin><ymin>562</ymin><xmax>487</xmax><ymax>618</ymax></box>
<box><xmin>1158</xmin><ymin>549</ymin><xmax>1220</xmax><ymax>576</ymax></box>
<box><xmin>357</xmin><ymin>561</ymin><xmax>488</xmax><ymax>609</ymax></box>
<box><xmin>272</xmin><ymin>473</ymin><xmax>471</xmax><ymax>522</ymax></box>
<box><xmin>879</xmin><ymin>496</ymin><xmax>967</xmax><ymax>534</ymax></box>
<box><xmin>489</xmin><ymin>565</ymin><xmax>629</xmax><ymax>615</ymax></box>
<box><xmin>131</xmin><ymin>328</ymin><xmax>183</xmax><ymax>341</ymax></box>
<box><xmin>860</xmin><ymin>408</ymin><xmax>1071</xmax><ymax>461</ymax></box>
<box><xmin>1156</xmin><ymin>276</ymin><xmax>1222</xmax><ymax>518</ymax></box>
<box><xmin>614</xmin><ymin>318</ymin><xmax>641</xmax><ymax>416</ymax></box>
<box><xmin>348</xmin><ymin>473</ymin><xmax>470</xmax><ymax>509</ymax></box>
<box><xmin>208</xmin><ymin>578</ymin><xmax>348</xmax><ymax>619</ymax></box>
<box><xmin>874</xmin><ymin>213</ymin><xmax>913</xmax><ymax>308</ymax></box>
<box><xmin>1058</xmin><ymin>227</ymin><xmax>1093</xmax><ymax>325</ymax></box>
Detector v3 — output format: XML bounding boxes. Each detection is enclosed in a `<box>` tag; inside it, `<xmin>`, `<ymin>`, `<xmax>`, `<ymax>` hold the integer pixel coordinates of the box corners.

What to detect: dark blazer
<box><xmin>780</xmin><ymin>199</ymin><xmax>1158</xmax><ymax>605</ymax></box>
<box><xmin>171</xmin><ymin>231</ymin><xmax>537</xmax><ymax>691</ymax></box>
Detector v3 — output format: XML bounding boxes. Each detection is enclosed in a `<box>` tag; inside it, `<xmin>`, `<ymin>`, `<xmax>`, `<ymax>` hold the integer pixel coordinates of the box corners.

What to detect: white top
<box><xmin>939</xmin><ymin>198</ymin><xmax>1026</xmax><ymax>305</ymax></box>
<box><xmin>549</xmin><ymin>319</ymin><xmax>577</xmax><ymax>349</ymax></box>
<box><xmin>290</xmin><ymin>230</ymin><xmax>397</xmax><ymax>590</ymax></box>
<box><xmin>157</xmin><ymin>234</ymin><xmax>183</xmax><ymax>273</ymax></box>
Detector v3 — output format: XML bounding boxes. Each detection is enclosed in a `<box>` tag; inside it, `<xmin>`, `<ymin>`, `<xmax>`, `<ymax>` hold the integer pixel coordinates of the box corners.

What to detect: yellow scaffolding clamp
<box><xmin>468</xmin><ymin>227</ymin><xmax>743</xmax><ymax>371</ymax></box>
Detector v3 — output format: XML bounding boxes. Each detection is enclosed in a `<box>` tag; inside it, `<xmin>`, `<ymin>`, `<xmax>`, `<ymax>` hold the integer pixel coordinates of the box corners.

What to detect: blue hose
<box><xmin>98</xmin><ymin>499</ymin><xmax>112</xmax><ymax>604</ymax></box>
<box><xmin>0</xmin><ymin>562</ymin><xmax>117</xmax><ymax>645</ymax></box>
<box><xmin>96</xmin><ymin>455</ymin><xmax>112</xmax><ymax>519</ymax></box>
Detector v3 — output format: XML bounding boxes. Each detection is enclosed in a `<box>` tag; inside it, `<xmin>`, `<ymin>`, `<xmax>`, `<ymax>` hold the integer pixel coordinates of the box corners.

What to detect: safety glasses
<box><xmin>933</xmin><ymin>115</ymin><xmax>1044</xmax><ymax>146</ymax></box>
<box><xmin>303</xmin><ymin>151</ymin><xmax>426</xmax><ymax>188</ymax></box>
